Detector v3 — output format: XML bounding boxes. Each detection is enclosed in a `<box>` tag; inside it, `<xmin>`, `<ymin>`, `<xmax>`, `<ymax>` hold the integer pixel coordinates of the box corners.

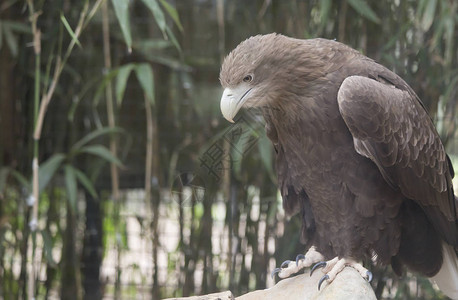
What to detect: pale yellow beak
<box><xmin>220</xmin><ymin>84</ymin><xmax>252</xmax><ymax>123</ymax></box>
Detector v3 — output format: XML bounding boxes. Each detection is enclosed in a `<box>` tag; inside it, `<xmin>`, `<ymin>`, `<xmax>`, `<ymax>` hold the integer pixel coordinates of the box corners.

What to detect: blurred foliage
<box><xmin>0</xmin><ymin>0</ymin><xmax>456</xmax><ymax>299</ymax></box>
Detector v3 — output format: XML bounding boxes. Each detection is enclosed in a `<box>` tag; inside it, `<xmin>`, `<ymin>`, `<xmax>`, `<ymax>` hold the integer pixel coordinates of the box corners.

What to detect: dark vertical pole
<box><xmin>81</xmin><ymin>190</ymin><xmax>103</xmax><ymax>300</ymax></box>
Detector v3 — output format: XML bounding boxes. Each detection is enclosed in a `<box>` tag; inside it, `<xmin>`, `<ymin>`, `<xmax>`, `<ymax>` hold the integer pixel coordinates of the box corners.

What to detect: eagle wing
<box><xmin>337</xmin><ymin>75</ymin><xmax>457</xmax><ymax>245</ymax></box>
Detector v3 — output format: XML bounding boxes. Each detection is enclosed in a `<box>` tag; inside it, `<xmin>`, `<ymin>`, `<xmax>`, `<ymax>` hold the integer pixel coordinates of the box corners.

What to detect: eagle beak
<box><xmin>220</xmin><ymin>85</ymin><xmax>252</xmax><ymax>123</ymax></box>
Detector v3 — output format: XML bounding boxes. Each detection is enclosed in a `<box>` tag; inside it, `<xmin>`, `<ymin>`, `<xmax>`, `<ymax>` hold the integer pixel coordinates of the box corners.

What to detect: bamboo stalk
<box><xmin>101</xmin><ymin>0</ymin><xmax>119</xmax><ymax>201</ymax></box>
<box><xmin>144</xmin><ymin>93</ymin><xmax>157</xmax><ymax>299</ymax></box>
<box><xmin>151</xmin><ymin>112</ymin><xmax>160</xmax><ymax>300</ymax></box>
<box><xmin>216</xmin><ymin>0</ymin><xmax>235</xmax><ymax>290</ymax></box>
<box><xmin>26</xmin><ymin>2</ymin><xmax>41</xmax><ymax>298</ymax></box>
<box><xmin>25</xmin><ymin>1</ymin><xmax>94</xmax><ymax>298</ymax></box>
<box><xmin>145</xmin><ymin>95</ymin><xmax>153</xmax><ymax>214</ymax></box>
<box><xmin>101</xmin><ymin>1</ymin><xmax>121</xmax><ymax>298</ymax></box>
<box><xmin>338</xmin><ymin>0</ymin><xmax>348</xmax><ymax>42</ymax></box>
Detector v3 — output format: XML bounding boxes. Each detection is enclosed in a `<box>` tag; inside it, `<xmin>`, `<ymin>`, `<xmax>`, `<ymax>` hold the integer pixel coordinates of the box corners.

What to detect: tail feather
<box><xmin>430</xmin><ymin>243</ymin><xmax>458</xmax><ymax>299</ymax></box>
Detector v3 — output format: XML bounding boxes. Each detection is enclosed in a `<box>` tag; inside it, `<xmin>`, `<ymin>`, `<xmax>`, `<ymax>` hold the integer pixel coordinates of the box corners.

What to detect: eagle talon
<box><xmin>280</xmin><ymin>260</ymin><xmax>292</xmax><ymax>268</ymax></box>
<box><xmin>366</xmin><ymin>271</ymin><xmax>373</xmax><ymax>282</ymax></box>
<box><xmin>318</xmin><ymin>274</ymin><xmax>329</xmax><ymax>290</ymax></box>
<box><xmin>271</xmin><ymin>267</ymin><xmax>281</xmax><ymax>279</ymax></box>
<box><xmin>310</xmin><ymin>261</ymin><xmax>327</xmax><ymax>276</ymax></box>
<box><xmin>295</xmin><ymin>254</ymin><xmax>306</xmax><ymax>266</ymax></box>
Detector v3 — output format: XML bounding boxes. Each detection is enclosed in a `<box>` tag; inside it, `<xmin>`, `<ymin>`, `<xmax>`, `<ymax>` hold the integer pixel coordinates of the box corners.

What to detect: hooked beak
<box><xmin>220</xmin><ymin>85</ymin><xmax>252</xmax><ymax>123</ymax></box>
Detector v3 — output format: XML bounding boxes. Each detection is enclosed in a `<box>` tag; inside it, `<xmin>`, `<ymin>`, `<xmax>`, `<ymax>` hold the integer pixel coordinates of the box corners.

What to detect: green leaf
<box><xmin>159</xmin><ymin>0</ymin><xmax>184</xmax><ymax>32</ymax></box>
<box><xmin>81</xmin><ymin>145</ymin><xmax>123</xmax><ymax>166</ymax></box>
<box><xmin>72</xmin><ymin>126</ymin><xmax>123</xmax><ymax>151</ymax></box>
<box><xmin>0</xmin><ymin>21</ymin><xmax>4</xmax><ymax>50</ymax></box>
<box><xmin>64</xmin><ymin>164</ymin><xmax>78</xmax><ymax>211</ymax></box>
<box><xmin>3</xmin><ymin>23</ymin><xmax>18</xmax><ymax>57</ymax></box>
<box><xmin>93</xmin><ymin>69</ymin><xmax>119</xmax><ymax>107</ymax></box>
<box><xmin>60</xmin><ymin>13</ymin><xmax>82</xmax><ymax>48</ymax></box>
<box><xmin>116</xmin><ymin>63</ymin><xmax>135</xmax><ymax>106</ymax></box>
<box><xmin>74</xmin><ymin>168</ymin><xmax>98</xmax><ymax>199</ymax></box>
<box><xmin>10</xmin><ymin>169</ymin><xmax>31</xmax><ymax>191</ymax></box>
<box><xmin>443</xmin><ymin>15</ymin><xmax>455</xmax><ymax>64</ymax></box>
<box><xmin>0</xmin><ymin>168</ymin><xmax>9</xmax><ymax>194</ymax></box>
<box><xmin>111</xmin><ymin>0</ymin><xmax>132</xmax><ymax>52</ymax></box>
<box><xmin>3</xmin><ymin>20</ymin><xmax>32</xmax><ymax>34</ymax></box>
<box><xmin>258</xmin><ymin>133</ymin><xmax>275</xmax><ymax>183</ymax></box>
<box><xmin>134</xmin><ymin>63</ymin><xmax>155</xmax><ymax>106</ymax></box>
<box><xmin>347</xmin><ymin>0</ymin><xmax>380</xmax><ymax>24</ymax></box>
<box><xmin>165</xmin><ymin>26</ymin><xmax>181</xmax><ymax>53</ymax></box>
<box><xmin>41</xmin><ymin>229</ymin><xmax>57</xmax><ymax>268</ymax></box>
<box><xmin>141</xmin><ymin>0</ymin><xmax>167</xmax><ymax>37</ymax></box>
<box><xmin>143</xmin><ymin>52</ymin><xmax>188</xmax><ymax>70</ymax></box>
<box><xmin>39</xmin><ymin>154</ymin><xmax>66</xmax><ymax>192</ymax></box>
<box><xmin>134</xmin><ymin>39</ymin><xmax>173</xmax><ymax>51</ymax></box>
<box><xmin>421</xmin><ymin>0</ymin><xmax>437</xmax><ymax>31</ymax></box>
<box><xmin>320</xmin><ymin>0</ymin><xmax>332</xmax><ymax>24</ymax></box>
<box><xmin>231</xmin><ymin>127</ymin><xmax>254</xmax><ymax>178</ymax></box>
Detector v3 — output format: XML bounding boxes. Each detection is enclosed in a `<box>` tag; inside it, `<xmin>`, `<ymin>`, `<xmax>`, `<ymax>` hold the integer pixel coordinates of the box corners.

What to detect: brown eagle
<box><xmin>219</xmin><ymin>34</ymin><xmax>458</xmax><ymax>297</ymax></box>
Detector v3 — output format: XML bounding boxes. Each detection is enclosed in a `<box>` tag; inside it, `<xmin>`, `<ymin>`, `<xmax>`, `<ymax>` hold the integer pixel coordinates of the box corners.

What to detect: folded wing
<box><xmin>337</xmin><ymin>75</ymin><xmax>457</xmax><ymax>245</ymax></box>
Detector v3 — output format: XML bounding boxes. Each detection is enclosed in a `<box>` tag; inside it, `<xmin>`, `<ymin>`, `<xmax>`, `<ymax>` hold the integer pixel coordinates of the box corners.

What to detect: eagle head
<box><xmin>219</xmin><ymin>33</ymin><xmax>327</xmax><ymax>122</ymax></box>
<box><xmin>219</xmin><ymin>33</ymin><xmax>298</xmax><ymax>122</ymax></box>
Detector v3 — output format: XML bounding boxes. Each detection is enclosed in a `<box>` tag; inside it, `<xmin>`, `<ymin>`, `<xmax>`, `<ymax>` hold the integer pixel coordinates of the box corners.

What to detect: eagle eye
<box><xmin>243</xmin><ymin>75</ymin><xmax>253</xmax><ymax>83</ymax></box>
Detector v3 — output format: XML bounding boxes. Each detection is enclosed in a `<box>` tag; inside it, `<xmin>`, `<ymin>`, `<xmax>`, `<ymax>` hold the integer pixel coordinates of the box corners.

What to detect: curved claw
<box><xmin>318</xmin><ymin>274</ymin><xmax>329</xmax><ymax>290</ymax></box>
<box><xmin>280</xmin><ymin>260</ymin><xmax>291</xmax><ymax>269</ymax></box>
<box><xmin>366</xmin><ymin>271</ymin><xmax>373</xmax><ymax>282</ymax></box>
<box><xmin>310</xmin><ymin>261</ymin><xmax>327</xmax><ymax>276</ymax></box>
<box><xmin>295</xmin><ymin>254</ymin><xmax>306</xmax><ymax>266</ymax></box>
<box><xmin>271</xmin><ymin>267</ymin><xmax>281</xmax><ymax>279</ymax></box>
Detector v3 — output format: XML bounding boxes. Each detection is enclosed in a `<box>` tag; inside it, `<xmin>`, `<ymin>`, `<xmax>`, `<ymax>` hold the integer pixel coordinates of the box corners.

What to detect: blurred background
<box><xmin>0</xmin><ymin>0</ymin><xmax>457</xmax><ymax>299</ymax></box>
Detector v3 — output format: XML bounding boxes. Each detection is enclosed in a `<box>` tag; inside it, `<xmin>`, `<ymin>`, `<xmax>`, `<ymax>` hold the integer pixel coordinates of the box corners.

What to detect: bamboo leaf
<box><xmin>81</xmin><ymin>145</ymin><xmax>123</xmax><ymax>166</ymax></box>
<box><xmin>320</xmin><ymin>0</ymin><xmax>332</xmax><ymax>24</ymax></box>
<box><xmin>11</xmin><ymin>169</ymin><xmax>31</xmax><ymax>191</ymax></box>
<box><xmin>258</xmin><ymin>133</ymin><xmax>275</xmax><ymax>183</ymax></box>
<box><xmin>64</xmin><ymin>164</ymin><xmax>78</xmax><ymax>211</ymax></box>
<box><xmin>111</xmin><ymin>0</ymin><xmax>132</xmax><ymax>52</ymax></box>
<box><xmin>134</xmin><ymin>39</ymin><xmax>173</xmax><ymax>51</ymax></box>
<box><xmin>141</xmin><ymin>0</ymin><xmax>167</xmax><ymax>37</ymax></box>
<box><xmin>74</xmin><ymin>168</ymin><xmax>98</xmax><ymax>199</ymax></box>
<box><xmin>421</xmin><ymin>0</ymin><xmax>437</xmax><ymax>31</ymax></box>
<box><xmin>39</xmin><ymin>154</ymin><xmax>66</xmax><ymax>192</ymax></box>
<box><xmin>116</xmin><ymin>63</ymin><xmax>135</xmax><ymax>106</ymax></box>
<box><xmin>0</xmin><ymin>21</ymin><xmax>4</xmax><ymax>50</ymax></box>
<box><xmin>72</xmin><ymin>126</ymin><xmax>123</xmax><ymax>151</ymax></box>
<box><xmin>93</xmin><ymin>69</ymin><xmax>118</xmax><ymax>107</ymax></box>
<box><xmin>443</xmin><ymin>15</ymin><xmax>454</xmax><ymax>64</ymax></box>
<box><xmin>165</xmin><ymin>26</ymin><xmax>181</xmax><ymax>53</ymax></box>
<box><xmin>3</xmin><ymin>23</ymin><xmax>18</xmax><ymax>57</ymax></box>
<box><xmin>60</xmin><ymin>13</ymin><xmax>82</xmax><ymax>48</ymax></box>
<box><xmin>347</xmin><ymin>0</ymin><xmax>380</xmax><ymax>24</ymax></box>
<box><xmin>41</xmin><ymin>229</ymin><xmax>58</xmax><ymax>268</ymax></box>
<box><xmin>3</xmin><ymin>20</ymin><xmax>33</xmax><ymax>34</ymax></box>
<box><xmin>231</xmin><ymin>127</ymin><xmax>254</xmax><ymax>178</ymax></box>
<box><xmin>159</xmin><ymin>0</ymin><xmax>183</xmax><ymax>32</ymax></box>
<box><xmin>0</xmin><ymin>168</ymin><xmax>9</xmax><ymax>194</ymax></box>
<box><xmin>134</xmin><ymin>63</ymin><xmax>155</xmax><ymax>106</ymax></box>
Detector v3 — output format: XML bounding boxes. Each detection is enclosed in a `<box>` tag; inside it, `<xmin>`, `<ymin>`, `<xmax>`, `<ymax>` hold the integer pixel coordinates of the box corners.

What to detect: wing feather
<box><xmin>337</xmin><ymin>75</ymin><xmax>457</xmax><ymax>245</ymax></box>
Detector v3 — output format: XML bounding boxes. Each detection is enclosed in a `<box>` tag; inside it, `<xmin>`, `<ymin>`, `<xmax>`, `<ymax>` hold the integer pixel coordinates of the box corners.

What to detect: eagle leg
<box><xmin>271</xmin><ymin>246</ymin><xmax>324</xmax><ymax>279</ymax></box>
<box><xmin>311</xmin><ymin>257</ymin><xmax>373</xmax><ymax>290</ymax></box>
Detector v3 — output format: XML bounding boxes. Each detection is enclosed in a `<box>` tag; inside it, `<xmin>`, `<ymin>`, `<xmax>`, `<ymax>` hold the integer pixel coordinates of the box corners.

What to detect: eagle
<box><xmin>219</xmin><ymin>33</ymin><xmax>458</xmax><ymax>298</ymax></box>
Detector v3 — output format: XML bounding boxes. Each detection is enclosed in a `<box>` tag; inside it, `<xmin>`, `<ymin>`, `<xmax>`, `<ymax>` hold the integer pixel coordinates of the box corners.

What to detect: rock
<box><xmin>162</xmin><ymin>291</ymin><xmax>234</xmax><ymax>300</ymax></box>
<box><xmin>236</xmin><ymin>267</ymin><xmax>377</xmax><ymax>300</ymax></box>
<box><xmin>161</xmin><ymin>267</ymin><xmax>377</xmax><ymax>300</ymax></box>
